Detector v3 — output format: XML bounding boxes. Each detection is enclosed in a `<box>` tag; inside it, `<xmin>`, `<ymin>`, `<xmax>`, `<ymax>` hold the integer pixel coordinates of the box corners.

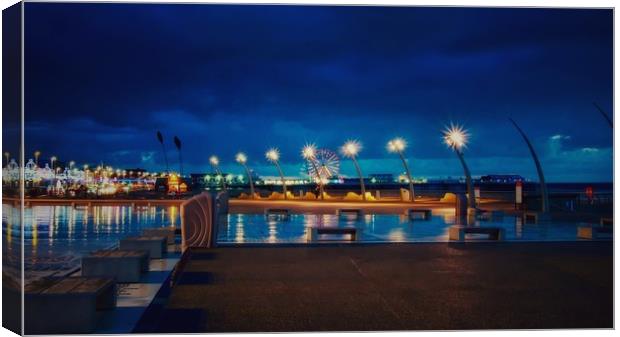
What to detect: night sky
<box><xmin>10</xmin><ymin>4</ymin><xmax>614</xmax><ymax>181</ymax></box>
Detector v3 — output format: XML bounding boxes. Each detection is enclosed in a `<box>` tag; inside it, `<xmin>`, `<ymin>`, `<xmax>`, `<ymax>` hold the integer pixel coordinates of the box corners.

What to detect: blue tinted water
<box><xmin>2</xmin><ymin>204</ymin><xmax>180</xmax><ymax>273</ymax></box>
<box><xmin>217</xmin><ymin>211</ymin><xmax>594</xmax><ymax>244</ymax></box>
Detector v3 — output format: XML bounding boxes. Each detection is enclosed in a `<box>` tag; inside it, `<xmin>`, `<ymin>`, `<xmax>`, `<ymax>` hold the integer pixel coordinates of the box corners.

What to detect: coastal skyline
<box><xmin>5</xmin><ymin>4</ymin><xmax>613</xmax><ymax>182</ymax></box>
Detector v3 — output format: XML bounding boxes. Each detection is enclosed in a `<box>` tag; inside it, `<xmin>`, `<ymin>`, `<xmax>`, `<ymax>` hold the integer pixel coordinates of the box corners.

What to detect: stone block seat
<box><xmin>82</xmin><ymin>249</ymin><xmax>149</xmax><ymax>282</ymax></box>
<box><xmin>406</xmin><ymin>209</ymin><xmax>432</xmax><ymax>220</ymax></box>
<box><xmin>307</xmin><ymin>227</ymin><xmax>362</xmax><ymax>242</ymax></box>
<box><xmin>143</xmin><ymin>227</ymin><xmax>177</xmax><ymax>245</ymax></box>
<box><xmin>24</xmin><ymin>277</ymin><xmax>116</xmax><ymax>334</ymax></box>
<box><xmin>449</xmin><ymin>225</ymin><xmax>505</xmax><ymax>241</ymax></box>
<box><xmin>119</xmin><ymin>236</ymin><xmax>167</xmax><ymax>259</ymax></box>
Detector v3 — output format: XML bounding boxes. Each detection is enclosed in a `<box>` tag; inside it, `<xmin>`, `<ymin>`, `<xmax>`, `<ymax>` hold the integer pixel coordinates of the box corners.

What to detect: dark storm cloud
<box><xmin>20</xmin><ymin>4</ymin><xmax>612</xmax><ymax>181</ymax></box>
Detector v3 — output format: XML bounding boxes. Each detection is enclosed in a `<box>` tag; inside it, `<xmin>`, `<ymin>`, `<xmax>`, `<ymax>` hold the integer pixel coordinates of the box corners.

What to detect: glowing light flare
<box><xmin>265</xmin><ymin>148</ymin><xmax>280</xmax><ymax>162</ymax></box>
<box><xmin>209</xmin><ymin>155</ymin><xmax>220</xmax><ymax>166</ymax></box>
<box><xmin>341</xmin><ymin>140</ymin><xmax>362</xmax><ymax>158</ymax></box>
<box><xmin>387</xmin><ymin>137</ymin><xmax>407</xmax><ymax>153</ymax></box>
<box><xmin>235</xmin><ymin>152</ymin><xmax>247</xmax><ymax>164</ymax></box>
<box><xmin>443</xmin><ymin>123</ymin><xmax>470</xmax><ymax>150</ymax></box>
<box><xmin>301</xmin><ymin>143</ymin><xmax>317</xmax><ymax>159</ymax></box>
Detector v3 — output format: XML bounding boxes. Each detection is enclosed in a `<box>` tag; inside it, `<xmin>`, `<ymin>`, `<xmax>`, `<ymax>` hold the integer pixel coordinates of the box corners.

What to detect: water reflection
<box><xmin>217</xmin><ymin>212</ymin><xmax>590</xmax><ymax>244</ymax></box>
<box><xmin>2</xmin><ymin>204</ymin><xmax>180</xmax><ymax>274</ymax></box>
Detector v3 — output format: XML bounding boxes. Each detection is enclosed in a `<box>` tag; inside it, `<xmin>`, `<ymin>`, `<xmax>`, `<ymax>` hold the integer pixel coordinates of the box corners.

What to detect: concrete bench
<box><xmin>477</xmin><ymin>210</ymin><xmax>504</xmax><ymax>221</ymax></box>
<box><xmin>448</xmin><ymin>226</ymin><xmax>505</xmax><ymax>241</ymax></box>
<box><xmin>600</xmin><ymin>217</ymin><xmax>613</xmax><ymax>226</ymax></box>
<box><xmin>265</xmin><ymin>208</ymin><xmax>290</xmax><ymax>219</ymax></box>
<box><xmin>522</xmin><ymin>211</ymin><xmax>551</xmax><ymax>224</ymax></box>
<box><xmin>143</xmin><ymin>227</ymin><xmax>176</xmax><ymax>245</ymax></box>
<box><xmin>406</xmin><ymin>209</ymin><xmax>432</xmax><ymax>220</ymax></box>
<box><xmin>337</xmin><ymin>209</ymin><xmax>364</xmax><ymax>219</ymax></box>
<box><xmin>307</xmin><ymin>227</ymin><xmax>362</xmax><ymax>242</ymax></box>
<box><xmin>24</xmin><ymin>277</ymin><xmax>116</xmax><ymax>334</ymax></box>
<box><xmin>82</xmin><ymin>249</ymin><xmax>149</xmax><ymax>282</ymax></box>
<box><xmin>577</xmin><ymin>226</ymin><xmax>612</xmax><ymax>240</ymax></box>
<box><xmin>119</xmin><ymin>236</ymin><xmax>167</xmax><ymax>259</ymax></box>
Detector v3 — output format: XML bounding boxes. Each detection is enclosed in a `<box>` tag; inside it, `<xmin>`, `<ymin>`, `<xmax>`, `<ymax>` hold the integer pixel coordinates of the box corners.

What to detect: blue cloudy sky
<box><xmin>7</xmin><ymin>4</ymin><xmax>613</xmax><ymax>181</ymax></box>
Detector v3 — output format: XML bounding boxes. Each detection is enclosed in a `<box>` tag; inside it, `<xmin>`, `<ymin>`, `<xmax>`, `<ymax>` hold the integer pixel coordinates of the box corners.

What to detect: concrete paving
<box><xmin>138</xmin><ymin>242</ymin><xmax>612</xmax><ymax>332</ymax></box>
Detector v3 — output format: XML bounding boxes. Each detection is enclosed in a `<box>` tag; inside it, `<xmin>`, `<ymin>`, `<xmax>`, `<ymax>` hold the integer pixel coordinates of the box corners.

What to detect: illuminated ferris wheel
<box><xmin>303</xmin><ymin>148</ymin><xmax>340</xmax><ymax>180</ymax></box>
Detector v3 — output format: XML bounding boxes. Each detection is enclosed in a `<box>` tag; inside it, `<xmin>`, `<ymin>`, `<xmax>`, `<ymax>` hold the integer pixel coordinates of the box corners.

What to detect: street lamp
<box><xmin>50</xmin><ymin>156</ymin><xmax>57</xmax><ymax>170</ymax></box>
<box><xmin>341</xmin><ymin>140</ymin><xmax>366</xmax><ymax>201</ymax></box>
<box><xmin>34</xmin><ymin>151</ymin><xmax>41</xmax><ymax>167</ymax></box>
<box><xmin>442</xmin><ymin>123</ymin><xmax>475</xmax><ymax>210</ymax></box>
<box><xmin>236</xmin><ymin>152</ymin><xmax>256</xmax><ymax>199</ymax></box>
<box><xmin>387</xmin><ymin>137</ymin><xmax>415</xmax><ymax>202</ymax></box>
<box><xmin>3</xmin><ymin>152</ymin><xmax>9</xmax><ymax>167</ymax></box>
<box><xmin>209</xmin><ymin>155</ymin><xmax>227</xmax><ymax>190</ymax></box>
<box><xmin>301</xmin><ymin>143</ymin><xmax>325</xmax><ymax>200</ymax></box>
<box><xmin>265</xmin><ymin>148</ymin><xmax>288</xmax><ymax>199</ymax></box>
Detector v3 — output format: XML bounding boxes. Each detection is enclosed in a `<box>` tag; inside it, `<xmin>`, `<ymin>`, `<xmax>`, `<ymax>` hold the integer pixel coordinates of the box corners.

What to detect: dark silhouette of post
<box><xmin>174</xmin><ymin>136</ymin><xmax>183</xmax><ymax>176</ymax></box>
<box><xmin>593</xmin><ymin>102</ymin><xmax>613</xmax><ymax>128</ymax></box>
<box><xmin>509</xmin><ymin>118</ymin><xmax>549</xmax><ymax>213</ymax></box>
<box><xmin>455</xmin><ymin>149</ymin><xmax>475</xmax><ymax>210</ymax></box>
<box><xmin>156</xmin><ymin>131</ymin><xmax>170</xmax><ymax>174</ymax></box>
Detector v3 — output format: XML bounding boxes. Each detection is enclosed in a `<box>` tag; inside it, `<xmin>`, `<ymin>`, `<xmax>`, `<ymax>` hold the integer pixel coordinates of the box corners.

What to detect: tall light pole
<box><xmin>442</xmin><ymin>124</ymin><xmax>475</xmax><ymax>210</ymax></box>
<box><xmin>50</xmin><ymin>156</ymin><xmax>57</xmax><ymax>171</ymax></box>
<box><xmin>156</xmin><ymin>131</ymin><xmax>170</xmax><ymax>174</ymax></box>
<box><xmin>387</xmin><ymin>137</ymin><xmax>415</xmax><ymax>202</ymax></box>
<box><xmin>209</xmin><ymin>155</ymin><xmax>227</xmax><ymax>190</ymax></box>
<box><xmin>3</xmin><ymin>152</ymin><xmax>9</xmax><ymax>167</ymax></box>
<box><xmin>235</xmin><ymin>152</ymin><xmax>255</xmax><ymax>199</ymax></box>
<box><xmin>509</xmin><ymin>118</ymin><xmax>549</xmax><ymax>213</ymax></box>
<box><xmin>34</xmin><ymin>151</ymin><xmax>41</xmax><ymax>167</ymax></box>
<box><xmin>341</xmin><ymin>140</ymin><xmax>366</xmax><ymax>201</ymax></box>
<box><xmin>265</xmin><ymin>148</ymin><xmax>288</xmax><ymax>199</ymax></box>
<box><xmin>302</xmin><ymin>144</ymin><xmax>324</xmax><ymax>200</ymax></box>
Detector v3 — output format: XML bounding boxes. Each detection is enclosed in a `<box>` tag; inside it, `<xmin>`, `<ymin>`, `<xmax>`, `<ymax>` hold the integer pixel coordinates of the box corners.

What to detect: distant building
<box><xmin>478</xmin><ymin>174</ymin><xmax>525</xmax><ymax>184</ymax></box>
<box><xmin>190</xmin><ymin>172</ymin><xmax>246</xmax><ymax>189</ymax></box>
<box><xmin>369</xmin><ymin>174</ymin><xmax>394</xmax><ymax>184</ymax></box>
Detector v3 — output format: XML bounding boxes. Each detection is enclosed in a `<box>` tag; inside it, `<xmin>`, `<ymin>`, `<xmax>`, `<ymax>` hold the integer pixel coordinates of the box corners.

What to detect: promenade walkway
<box><xmin>134</xmin><ymin>241</ymin><xmax>612</xmax><ymax>332</ymax></box>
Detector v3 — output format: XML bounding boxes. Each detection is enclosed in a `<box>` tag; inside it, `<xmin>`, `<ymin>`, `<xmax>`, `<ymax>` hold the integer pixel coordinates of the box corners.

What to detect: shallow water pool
<box><xmin>217</xmin><ymin>211</ymin><xmax>595</xmax><ymax>244</ymax></box>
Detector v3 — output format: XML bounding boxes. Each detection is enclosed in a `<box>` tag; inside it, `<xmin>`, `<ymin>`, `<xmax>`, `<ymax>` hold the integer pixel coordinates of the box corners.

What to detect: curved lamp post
<box><xmin>341</xmin><ymin>140</ymin><xmax>366</xmax><ymax>201</ymax></box>
<box><xmin>509</xmin><ymin>118</ymin><xmax>549</xmax><ymax>213</ymax></box>
<box><xmin>235</xmin><ymin>152</ymin><xmax>255</xmax><ymax>199</ymax></box>
<box><xmin>50</xmin><ymin>156</ymin><xmax>57</xmax><ymax>171</ymax></box>
<box><xmin>442</xmin><ymin>124</ymin><xmax>475</xmax><ymax>210</ymax></box>
<box><xmin>265</xmin><ymin>148</ymin><xmax>288</xmax><ymax>199</ymax></box>
<box><xmin>34</xmin><ymin>151</ymin><xmax>41</xmax><ymax>167</ymax></box>
<box><xmin>593</xmin><ymin>102</ymin><xmax>613</xmax><ymax>128</ymax></box>
<box><xmin>209</xmin><ymin>155</ymin><xmax>227</xmax><ymax>190</ymax></box>
<box><xmin>302</xmin><ymin>143</ymin><xmax>325</xmax><ymax>200</ymax></box>
<box><xmin>387</xmin><ymin>137</ymin><xmax>415</xmax><ymax>202</ymax></box>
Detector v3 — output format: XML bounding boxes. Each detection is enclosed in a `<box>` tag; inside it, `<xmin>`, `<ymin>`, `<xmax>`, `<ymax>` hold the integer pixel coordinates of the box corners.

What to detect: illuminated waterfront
<box><xmin>2</xmin><ymin>204</ymin><xmax>180</xmax><ymax>274</ymax></box>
